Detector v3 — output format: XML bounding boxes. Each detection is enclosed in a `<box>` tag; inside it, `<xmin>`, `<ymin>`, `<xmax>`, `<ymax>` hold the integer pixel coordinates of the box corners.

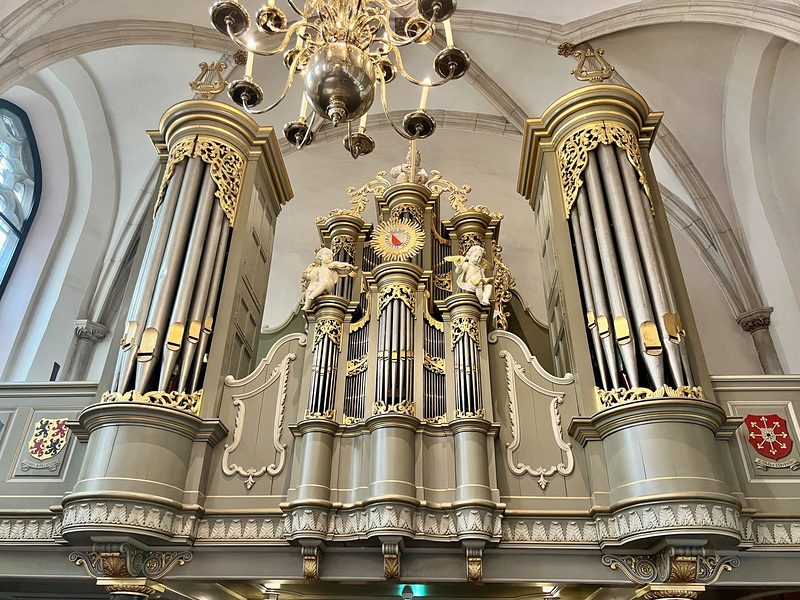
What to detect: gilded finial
<box><xmin>189</xmin><ymin>61</ymin><xmax>228</xmax><ymax>98</ymax></box>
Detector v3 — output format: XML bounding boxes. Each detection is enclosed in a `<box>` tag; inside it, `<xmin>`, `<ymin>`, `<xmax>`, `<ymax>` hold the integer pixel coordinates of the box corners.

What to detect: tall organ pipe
<box><xmin>584</xmin><ymin>152</ymin><xmax>640</xmax><ymax>387</ymax></box>
<box><xmin>571</xmin><ymin>209</ymin><xmax>610</xmax><ymax>389</ymax></box>
<box><xmin>136</xmin><ymin>158</ymin><xmax>206</xmax><ymax>391</ymax></box>
<box><xmin>596</xmin><ymin>144</ymin><xmax>665</xmax><ymax>389</ymax></box>
<box><xmin>159</xmin><ymin>170</ymin><xmax>219</xmax><ymax>390</ymax></box>
<box><xmin>616</xmin><ymin>147</ymin><xmax>685</xmax><ymax>387</ymax></box>
<box><xmin>187</xmin><ymin>221</ymin><xmax>230</xmax><ymax>393</ymax></box>
<box><xmin>115</xmin><ymin>160</ymin><xmax>188</xmax><ymax>392</ymax></box>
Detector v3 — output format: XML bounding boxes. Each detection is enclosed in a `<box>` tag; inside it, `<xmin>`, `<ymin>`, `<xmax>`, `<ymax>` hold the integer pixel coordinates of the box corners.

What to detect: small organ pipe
<box><xmin>584</xmin><ymin>152</ymin><xmax>640</xmax><ymax>387</ymax></box>
<box><xmin>596</xmin><ymin>144</ymin><xmax>664</xmax><ymax>388</ymax></box>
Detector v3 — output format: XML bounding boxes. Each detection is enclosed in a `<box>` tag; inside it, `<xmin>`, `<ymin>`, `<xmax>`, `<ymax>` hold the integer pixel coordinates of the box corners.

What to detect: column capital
<box><xmin>736</xmin><ymin>307</ymin><xmax>773</xmax><ymax>333</ymax></box>
<box><xmin>74</xmin><ymin>319</ymin><xmax>108</xmax><ymax>343</ymax></box>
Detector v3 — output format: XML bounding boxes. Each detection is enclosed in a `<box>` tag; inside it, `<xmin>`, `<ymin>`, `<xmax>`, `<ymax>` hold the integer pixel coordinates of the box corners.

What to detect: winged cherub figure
<box><xmin>446</xmin><ymin>244</ymin><xmax>494</xmax><ymax>305</ymax></box>
<box><xmin>301</xmin><ymin>247</ymin><xmax>357</xmax><ymax>310</ymax></box>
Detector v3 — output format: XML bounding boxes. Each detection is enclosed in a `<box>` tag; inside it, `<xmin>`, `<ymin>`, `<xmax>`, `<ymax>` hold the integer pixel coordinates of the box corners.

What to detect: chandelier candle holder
<box><xmin>210</xmin><ymin>0</ymin><xmax>470</xmax><ymax>158</ymax></box>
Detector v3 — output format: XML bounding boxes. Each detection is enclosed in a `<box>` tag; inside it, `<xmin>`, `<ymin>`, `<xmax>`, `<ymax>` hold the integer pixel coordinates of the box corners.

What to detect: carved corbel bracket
<box><xmin>382</xmin><ymin>540</ymin><xmax>401</xmax><ymax>580</ymax></box>
<box><xmin>602</xmin><ymin>546</ymin><xmax>740</xmax><ymax>600</ymax></box>
<box><xmin>465</xmin><ymin>546</ymin><xmax>483</xmax><ymax>582</ymax></box>
<box><xmin>69</xmin><ymin>541</ymin><xmax>191</xmax><ymax>597</ymax></box>
<box><xmin>302</xmin><ymin>545</ymin><xmax>320</xmax><ymax>580</ymax></box>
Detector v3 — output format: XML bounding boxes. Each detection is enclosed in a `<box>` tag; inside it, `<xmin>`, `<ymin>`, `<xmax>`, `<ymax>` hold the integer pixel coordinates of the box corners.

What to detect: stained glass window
<box><xmin>0</xmin><ymin>100</ymin><xmax>41</xmax><ymax>297</ymax></box>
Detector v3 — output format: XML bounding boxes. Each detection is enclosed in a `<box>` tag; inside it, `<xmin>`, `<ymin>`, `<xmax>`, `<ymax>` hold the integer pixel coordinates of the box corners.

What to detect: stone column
<box><xmin>737</xmin><ymin>307</ymin><xmax>783</xmax><ymax>374</ymax></box>
<box><xmin>61</xmin><ymin>319</ymin><xmax>108</xmax><ymax>381</ymax></box>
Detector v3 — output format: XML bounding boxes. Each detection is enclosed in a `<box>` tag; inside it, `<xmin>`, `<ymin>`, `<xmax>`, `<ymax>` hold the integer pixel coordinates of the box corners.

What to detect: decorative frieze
<box><xmin>60</xmin><ymin>500</ymin><xmax>197</xmax><ymax>539</ymax></box>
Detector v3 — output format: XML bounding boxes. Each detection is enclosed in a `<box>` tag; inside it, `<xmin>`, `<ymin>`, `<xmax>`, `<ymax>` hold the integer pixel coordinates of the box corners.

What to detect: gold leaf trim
<box><xmin>455</xmin><ymin>408</ymin><xmax>486</xmax><ymax>419</ymax></box>
<box><xmin>432</xmin><ymin>273</ymin><xmax>452</xmax><ymax>293</ymax></box>
<box><xmin>194</xmin><ymin>136</ymin><xmax>246</xmax><ymax>227</ymax></box>
<box><xmin>379</xmin><ymin>283</ymin><xmax>417</xmax><ymax>317</ymax></box>
<box><xmin>313</xmin><ymin>319</ymin><xmax>343</xmax><ymax>350</ymax></box>
<box><xmin>101</xmin><ymin>389</ymin><xmax>203</xmax><ymax>415</ymax></box>
<box><xmin>423</xmin><ymin>352</ymin><xmax>445</xmax><ymax>374</ymax></box>
<box><xmin>373</xmin><ymin>399</ymin><xmax>414</xmax><ymax>416</ymax></box>
<box><xmin>423</xmin><ymin>291</ymin><xmax>444</xmax><ymax>331</ymax></box>
<box><xmin>331</xmin><ymin>171</ymin><xmax>390</xmax><ymax>219</ymax></box>
<box><xmin>596</xmin><ymin>385</ymin><xmax>705</xmax><ymax>408</ymax></box>
<box><xmin>349</xmin><ymin>288</ymin><xmax>371</xmax><ymax>333</ymax></box>
<box><xmin>304</xmin><ymin>409</ymin><xmax>336</xmax><ymax>420</ymax></box>
<box><xmin>556</xmin><ymin>120</ymin><xmax>652</xmax><ymax>219</ymax></box>
<box><xmin>346</xmin><ymin>354</ymin><xmax>369</xmax><ymax>376</ymax></box>
<box><xmin>371</xmin><ymin>217</ymin><xmax>426</xmax><ymax>262</ymax></box>
<box><xmin>154</xmin><ymin>137</ymin><xmax>196</xmax><ymax>217</ymax></box>
<box><xmin>331</xmin><ymin>235</ymin><xmax>357</xmax><ymax>258</ymax></box>
<box><xmin>451</xmin><ymin>316</ymin><xmax>480</xmax><ymax>349</ymax></box>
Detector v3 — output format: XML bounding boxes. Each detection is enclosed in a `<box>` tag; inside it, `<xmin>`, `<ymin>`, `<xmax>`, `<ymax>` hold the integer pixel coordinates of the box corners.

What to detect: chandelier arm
<box><xmin>226</xmin><ymin>20</ymin><xmax>314</xmax><ymax>57</ymax></box>
<box><xmin>298</xmin><ymin>112</ymin><xmax>316</xmax><ymax>149</ymax></box>
<box><xmin>391</xmin><ymin>45</ymin><xmax>456</xmax><ymax>86</ymax></box>
<box><xmin>383</xmin><ymin>0</ymin><xmax>416</xmax><ymax>7</ymax></box>
<box><xmin>286</xmin><ymin>0</ymin><xmax>310</xmax><ymax>18</ymax></box>
<box><xmin>377</xmin><ymin>72</ymin><xmax>422</xmax><ymax>141</ymax></box>
<box><xmin>240</xmin><ymin>56</ymin><xmax>300</xmax><ymax>115</ymax></box>
<box><xmin>346</xmin><ymin>121</ymin><xmax>359</xmax><ymax>159</ymax></box>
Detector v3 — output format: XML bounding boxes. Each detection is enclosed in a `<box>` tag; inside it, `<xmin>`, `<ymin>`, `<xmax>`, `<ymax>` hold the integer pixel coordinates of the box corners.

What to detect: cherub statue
<box><xmin>446</xmin><ymin>245</ymin><xmax>494</xmax><ymax>305</ymax></box>
<box><xmin>390</xmin><ymin>147</ymin><xmax>428</xmax><ymax>184</ymax></box>
<box><xmin>301</xmin><ymin>247</ymin><xmax>358</xmax><ymax>310</ymax></box>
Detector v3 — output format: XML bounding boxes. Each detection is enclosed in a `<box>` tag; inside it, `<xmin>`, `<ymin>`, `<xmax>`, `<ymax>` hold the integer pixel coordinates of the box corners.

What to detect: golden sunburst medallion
<box><xmin>372</xmin><ymin>217</ymin><xmax>426</xmax><ymax>261</ymax></box>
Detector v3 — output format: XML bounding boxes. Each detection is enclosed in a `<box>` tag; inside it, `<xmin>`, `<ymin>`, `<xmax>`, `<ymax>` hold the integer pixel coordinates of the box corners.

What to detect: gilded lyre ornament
<box><xmin>371</xmin><ymin>217</ymin><xmax>426</xmax><ymax>262</ymax></box>
<box><xmin>491</xmin><ymin>241</ymin><xmax>516</xmax><ymax>331</ymax></box>
<box><xmin>379</xmin><ymin>283</ymin><xmax>417</xmax><ymax>316</ymax></box>
<box><xmin>154</xmin><ymin>134</ymin><xmax>246</xmax><ymax>226</ymax></box>
<box><xmin>189</xmin><ymin>61</ymin><xmax>228</xmax><ymax>98</ymax></box>
<box><xmin>451</xmin><ymin>316</ymin><xmax>480</xmax><ymax>348</ymax></box>
<box><xmin>596</xmin><ymin>384</ymin><xmax>705</xmax><ymax>408</ymax></box>
<box><xmin>558</xmin><ymin>43</ymin><xmax>615</xmax><ymax>83</ymax></box>
<box><xmin>302</xmin><ymin>247</ymin><xmax>358</xmax><ymax>310</ymax></box>
<box><xmin>101</xmin><ymin>389</ymin><xmax>203</xmax><ymax>415</ymax></box>
<box><xmin>557</xmin><ymin>120</ymin><xmax>652</xmax><ymax>218</ymax></box>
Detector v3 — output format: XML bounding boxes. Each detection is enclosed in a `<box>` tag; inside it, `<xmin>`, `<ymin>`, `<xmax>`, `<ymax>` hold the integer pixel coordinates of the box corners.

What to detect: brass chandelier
<box><xmin>210</xmin><ymin>0</ymin><xmax>470</xmax><ymax>158</ymax></box>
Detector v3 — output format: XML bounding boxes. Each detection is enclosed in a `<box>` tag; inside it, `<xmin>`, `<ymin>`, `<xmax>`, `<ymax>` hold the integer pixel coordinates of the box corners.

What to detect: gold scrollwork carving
<box><xmin>305</xmin><ymin>409</ymin><xmax>336</xmax><ymax>420</ymax></box>
<box><xmin>423</xmin><ymin>352</ymin><xmax>445</xmax><ymax>374</ymax></box>
<box><xmin>154</xmin><ymin>137</ymin><xmax>195</xmax><ymax>216</ymax></box>
<box><xmin>331</xmin><ymin>234</ymin><xmax>357</xmax><ymax>258</ymax></box>
<box><xmin>349</xmin><ymin>288</ymin><xmax>371</xmax><ymax>333</ymax></box>
<box><xmin>491</xmin><ymin>241</ymin><xmax>517</xmax><ymax>331</ymax></box>
<box><xmin>423</xmin><ymin>414</ymin><xmax>447</xmax><ymax>424</ymax></box>
<box><xmin>313</xmin><ymin>319</ymin><xmax>343</xmax><ymax>349</ymax></box>
<box><xmin>379</xmin><ymin>283</ymin><xmax>417</xmax><ymax>317</ymax></box>
<box><xmin>384</xmin><ymin>553</ymin><xmax>400</xmax><ymax>580</ymax></box>
<box><xmin>343</xmin><ymin>415</ymin><xmax>364</xmax><ymax>425</ymax></box>
<box><xmin>451</xmin><ymin>316</ymin><xmax>480</xmax><ymax>348</ymax></box>
<box><xmin>458</xmin><ymin>233</ymin><xmax>484</xmax><ymax>256</ymax></box>
<box><xmin>467</xmin><ymin>555</ymin><xmax>482</xmax><ymax>582</ymax></box>
<box><xmin>346</xmin><ymin>354</ymin><xmax>369</xmax><ymax>376</ymax></box>
<box><xmin>433</xmin><ymin>273</ymin><xmax>452</xmax><ymax>293</ymax></box>
<box><xmin>455</xmin><ymin>408</ymin><xmax>486</xmax><ymax>419</ymax></box>
<box><xmin>302</xmin><ymin>547</ymin><xmax>319</xmax><ymax>580</ymax></box>
<box><xmin>154</xmin><ymin>135</ymin><xmax>246</xmax><ymax>227</ymax></box>
<box><xmin>391</xmin><ymin>203</ymin><xmax>424</xmax><ymax>224</ymax></box>
<box><xmin>101</xmin><ymin>389</ymin><xmax>203</xmax><ymax>415</ymax></box>
<box><xmin>596</xmin><ymin>384</ymin><xmax>705</xmax><ymax>408</ymax></box>
<box><xmin>556</xmin><ymin>120</ymin><xmax>652</xmax><ymax>219</ymax></box>
<box><xmin>332</xmin><ymin>171</ymin><xmax>391</xmax><ymax>219</ymax></box>
<box><xmin>373</xmin><ymin>399</ymin><xmax>415</xmax><ymax>416</ymax></box>
<box><xmin>423</xmin><ymin>291</ymin><xmax>444</xmax><ymax>331</ymax></box>
<box><xmin>427</xmin><ymin>172</ymin><xmax>503</xmax><ymax>220</ymax></box>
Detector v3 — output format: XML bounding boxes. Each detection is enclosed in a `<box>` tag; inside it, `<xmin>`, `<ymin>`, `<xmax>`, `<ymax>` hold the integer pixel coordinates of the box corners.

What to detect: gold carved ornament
<box><xmin>556</xmin><ymin>120</ymin><xmax>652</xmax><ymax>219</ymax></box>
<box><xmin>346</xmin><ymin>354</ymin><xmax>369</xmax><ymax>376</ymax></box>
<box><xmin>423</xmin><ymin>291</ymin><xmax>444</xmax><ymax>332</ymax></box>
<box><xmin>349</xmin><ymin>283</ymin><xmax>371</xmax><ymax>333</ymax></box>
<box><xmin>427</xmin><ymin>170</ymin><xmax>503</xmax><ymax>219</ymax></box>
<box><xmin>373</xmin><ymin>399</ymin><xmax>415</xmax><ymax>416</ymax></box>
<box><xmin>455</xmin><ymin>408</ymin><xmax>486</xmax><ymax>419</ymax></box>
<box><xmin>154</xmin><ymin>135</ymin><xmax>246</xmax><ymax>226</ymax></box>
<box><xmin>458</xmin><ymin>233</ymin><xmax>484</xmax><ymax>256</ymax></box>
<box><xmin>325</xmin><ymin>171</ymin><xmax>390</xmax><ymax>220</ymax></box>
<box><xmin>313</xmin><ymin>318</ymin><xmax>343</xmax><ymax>349</ymax></box>
<box><xmin>305</xmin><ymin>408</ymin><xmax>337</xmax><ymax>420</ymax></box>
<box><xmin>596</xmin><ymin>384</ymin><xmax>705</xmax><ymax>408</ymax></box>
<box><xmin>101</xmin><ymin>389</ymin><xmax>203</xmax><ymax>415</ymax></box>
<box><xmin>423</xmin><ymin>352</ymin><xmax>445</xmax><ymax>375</ymax></box>
<box><xmin>378</xmin><ymin>283</ymin><xmax>417</xmax><ymax>317</ymax></box>
<box><xmin>370</xmin><ymin>217</ymin><xmax>426</xmax><ymax>262</ymax></box>
<box><xmin>390</xmin><ymin>202</ymin><xmax>424</xmax><ymax>224</ymax></box>
<box><xmin>189</xmin><ymin>61</ymin><xmax>228</xmax><ymax>98</ymax></box>
<box><xmin>331</xmin><ymin>234</ymin><xmax>357</xmax><ymax>258</ymax></box>
<box><xmin>451</xmin><ymin>316</ymin><xmax>480</xmax><ymax>348</ymax></box>
<box><xmin>491</xmin><ymin>240</ymin><xmax>517</xmax><ymax>331</ymax></box>
<box><xmin>432</xmin><ymin>273</ymin><xmax>452</xmax><ymax>292</ymax></box>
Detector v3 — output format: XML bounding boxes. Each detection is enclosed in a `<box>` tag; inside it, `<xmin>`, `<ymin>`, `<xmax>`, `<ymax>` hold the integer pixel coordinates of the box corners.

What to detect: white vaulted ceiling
<box><xmin>1</xmin><ymin>0</ymin><xmax>800</xmax><ymax>378</ymax></box>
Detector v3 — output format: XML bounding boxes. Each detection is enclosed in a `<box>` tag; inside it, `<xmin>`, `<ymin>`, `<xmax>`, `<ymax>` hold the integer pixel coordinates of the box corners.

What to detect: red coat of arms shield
<box><xmin>745</xmin><ymin>414</ymin><xmax>793</xmax><ymax>459</ymax></box>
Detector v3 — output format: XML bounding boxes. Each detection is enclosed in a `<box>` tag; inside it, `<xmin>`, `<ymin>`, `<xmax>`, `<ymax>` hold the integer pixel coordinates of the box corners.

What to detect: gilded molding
<box><xmin>313</xmin><ymin>319</ymin><xmax>343</xmax><ymax>350</ymax></box>
<box><xmin>154</xmin><ymin>135</ymin><xmax>246</xmax><ymax>226</ymax></box>
<box><xmin>222</xmin><ymin>353</ymin><xmax>296</xmax><ymax>489</ymax></box>
<box><xmin>556</xmin><ymin>120</ymin><xmax>652</xmax><ymax>219</ymax></box>
<box><xmin>451</xmin><ymin>316</ymin><xmax>480</xmax><ymax>348</ymax></box>
<box><xmin>100</xmin><ymin>389</ymin><xmax>202</xmax><ymax>415</ymax></box>
<box><xmin>501</xmin><ymin>350</ymin><xmax>574</xmax><ymax>489</ymax></box>
<box><xmin>305</xmin><ymin>408</ymin><xmax>337</xmax><ymax>420</ymax></box>
<box><xmin>379</xmin><ymin>283</ymin><xmax>417</xmax><ymax>317</ymax></box>
<box><xmin>596</xmin><ymin>384</ymin><xmax>705</xmax><ymax>408</ymax></box>
<box><xmin>373</xmin><ymin>399</ymin><xmax>415</xmax><ymax>416</ymax></box>
<box><xmin>349</xmin><ymin>288</ymin><xmax>371</xmax><ymax>333</ymax></box>
<box><xmin>423</xmin><ymin>292</ymin><xmax>444</xmax><ymax>331</ymax></box>
<box><xmin>491</xmin><ymin>240</ymin><xmax>516</xmax><ymax>331</ymax></box>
